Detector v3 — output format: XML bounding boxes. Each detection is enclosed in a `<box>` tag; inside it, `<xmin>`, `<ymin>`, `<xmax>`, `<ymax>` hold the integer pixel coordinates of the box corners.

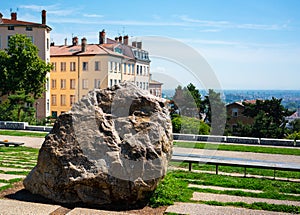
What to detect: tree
<box><xmin>242</xmin><ymin>98</ymin><xmax>294</xmax><ymax>138</ymax></box>
<box><xmin>0</xmin><ymin>34</ymin><xmax>52</xmax><ymax>121</ymax></box>
<box><xmin>201</xmin><ymin>89</ymin><xmax>226</xmax><ymax>135</ymax></box>
<box><xmin>171</xmin><ymin>84</ymin><xmax>201</xmax><ymax>118</ymax></box>
<box><xmin>290</xmin><ymin>119</ymin><xmax>300</xmax><ymax>133</ymax></box>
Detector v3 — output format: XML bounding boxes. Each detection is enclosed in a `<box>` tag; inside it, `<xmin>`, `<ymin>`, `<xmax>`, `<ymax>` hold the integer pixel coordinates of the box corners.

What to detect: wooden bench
<box><xmin>171</xmin><ymin>153</ymin><xmax>300</xmax><ymax>178</ymax></box>
<box><xmin>0</xmin><ymin>141</ymin><xmax>24</xmax><ymax>147</ymax></box>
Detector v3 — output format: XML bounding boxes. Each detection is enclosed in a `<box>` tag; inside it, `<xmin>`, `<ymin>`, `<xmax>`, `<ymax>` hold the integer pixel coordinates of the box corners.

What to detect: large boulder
<box><xmin>23</xmin><ymin>83</ymin><xmax>173</xmax><ymax>207</ymax></box>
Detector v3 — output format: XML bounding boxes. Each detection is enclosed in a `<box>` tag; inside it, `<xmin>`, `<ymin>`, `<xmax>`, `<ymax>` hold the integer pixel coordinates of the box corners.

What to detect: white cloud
<box><xmin>83</xmin><ymin>14</ymin><xmax>104</xmax><ymax>18</ymax></box>
<box><xmin>19</xmin><ymin>4</ymin><xmax>78</xmax><ymax>16</ymax></box>
<box><xmin>179</xmin><ymin>15</ymin><xmax>288</xmax><ymax>31</ymax></box>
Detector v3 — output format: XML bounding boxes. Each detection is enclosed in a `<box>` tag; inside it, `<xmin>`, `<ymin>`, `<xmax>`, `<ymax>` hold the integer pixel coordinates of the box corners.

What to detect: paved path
<box><xmin>166</xmin><ymin>202</ymin><xmax>291</xmax><ymax>215</ymax></box>
<box><xmin>192</xmin><ymin>192</ymin><xmax>300</xmax><ymax>206</ymax></box>
<box><xmin>173</xmin><ymin>147</ymin><xmax>300</xmax><ymax>165</ymax></box>
<box><xmin>0</xmin><ymin>135</ymin><xmax>44</xmax><ymax>148</ymax></box>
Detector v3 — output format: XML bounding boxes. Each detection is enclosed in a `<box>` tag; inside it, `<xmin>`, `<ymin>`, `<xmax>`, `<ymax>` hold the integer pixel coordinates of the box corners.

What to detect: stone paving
<box><xmin>192</xmin><ymin>192</ymin><xmax>300</xmax><ymax>206</ymax></box>
<box><xmin>165</xmin><ymin>202</ymin><xmax>291</xmax><ymax>215</ymax></box>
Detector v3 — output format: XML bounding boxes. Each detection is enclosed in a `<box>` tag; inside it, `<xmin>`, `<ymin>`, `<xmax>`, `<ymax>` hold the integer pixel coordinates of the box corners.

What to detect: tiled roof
<box><xmin>50</xmin><ymin>44</ymin><xmax>134</xmax><ymax>59</ymax></box>
<box><xmin>0</xmin><ymin>18</ymin><xmax>51</xmax><ymax>30</ymax></box>
<box><xmin>149</xmin><ymin>80</ymin><xmax>163</xmax><ymax>85</ymax></box>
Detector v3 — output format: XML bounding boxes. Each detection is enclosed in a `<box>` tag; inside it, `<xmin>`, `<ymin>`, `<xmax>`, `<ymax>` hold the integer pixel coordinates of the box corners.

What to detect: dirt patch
<box><xmin>0</xmin><ymin>181</ymin><xmax>167</xmax><ymax>215</ymax></box>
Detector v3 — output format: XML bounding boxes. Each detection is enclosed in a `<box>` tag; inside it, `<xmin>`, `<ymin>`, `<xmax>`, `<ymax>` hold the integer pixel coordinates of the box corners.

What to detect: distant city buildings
<box><xmin>0</xmin><ymin>10</ymin><xmax>51</xmax><ymax>119</ymax></box>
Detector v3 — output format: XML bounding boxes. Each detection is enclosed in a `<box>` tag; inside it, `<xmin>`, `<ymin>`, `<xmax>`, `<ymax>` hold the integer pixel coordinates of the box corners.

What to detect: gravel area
<box><xmin>166</xmin><ymin>202</ymin><xmax>291</xmax><ymax>215</ymax></box>
<box><xmin>192</xmin><ymin>192</ymin><xmax>300</xmax><ymax>206</ymax></box>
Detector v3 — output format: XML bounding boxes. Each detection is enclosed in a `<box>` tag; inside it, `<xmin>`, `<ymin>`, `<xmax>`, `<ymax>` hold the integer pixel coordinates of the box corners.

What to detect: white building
<box><xmin>0</xmin><ymin>10</ymin><xmax>52</xmax><ymax>119</ymax></box>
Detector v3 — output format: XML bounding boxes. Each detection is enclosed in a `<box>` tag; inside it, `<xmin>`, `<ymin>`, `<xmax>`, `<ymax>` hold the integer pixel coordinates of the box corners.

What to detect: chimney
<box><xmin>42</xmin><ymin>10</ymin><xmax>46</xmax><ymax>25</ymax></box>
<box><xmin>137</xmin><ymin>42</ymin><xmax>142</xmax><ymax>49</ymax></box>
<box><xmin>132</xmin><ymin>41</ymin><xmax>137</xmax><ymax>47</ymax></box>
<box><xmin>0</xmin><ymin>13</ymin><xmax>3</xmax><ymax>24</ymax></box>
<box><xmin>81</xmin><ymin>37</ymin><xmax>87</xmax><ymax>52</ymax></box>
<box><xmin>123</xmin><ymin>35</ymin><xmax>129</xmax><ymax>45</ymax></box>
<box><xmin>99</xmin><ymin>29</ymin><xmax>106</xmax><ymax>44</ymax></box>
<box><xmin>11</xmin><ymin>12</ymin><xmax>17</xmax><ymax>20</ymax></box>
<box><xmin>72</xmin><ymin>37</ymin><xmax>78</xmax><ymax>46</ymax></box>
<box><xmin>118</xmin><ymin>36</ymin><xmax>122</xmax><ymax>43</ymax></box>
<box><xmin>64</xmin><ymin>38</ymin><xmax>67</xmax><ymax>46</ymax></box>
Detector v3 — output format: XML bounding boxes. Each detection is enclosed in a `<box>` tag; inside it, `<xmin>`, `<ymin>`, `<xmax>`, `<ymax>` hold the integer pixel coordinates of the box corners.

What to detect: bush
<box><xmin>286</xmin><ymin>131</ymin><xmax>300</xmax><ymax>140</ymax></box>
<box><xmin>171</xmin><ymin>115</ymin><xmax>210</xmax><ymax>135</ymax></box>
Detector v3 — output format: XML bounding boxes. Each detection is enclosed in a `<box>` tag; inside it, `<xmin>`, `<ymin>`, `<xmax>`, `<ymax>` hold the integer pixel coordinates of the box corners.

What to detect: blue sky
<box><xmin>1</xmin><ymin>0</ymin><xmax>300</xmax><ymax>90</ymax></box>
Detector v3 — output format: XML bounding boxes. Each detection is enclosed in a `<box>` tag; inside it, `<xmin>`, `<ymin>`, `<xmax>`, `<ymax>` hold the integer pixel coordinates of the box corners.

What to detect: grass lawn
<box><xmin>0</xmin><ymin>130</ymin><xmax>48</xmax><ymax>138</ymax></box>
<box><xmin>0</xmin><ymin>146</ymin><xmax>38</xmax><ymax>181</ymax></box>
<box><xmin>150</xmin><ymin>170</ymin><xmax>300</xmax><ymax>214</ymax></box>
<box><xmin>174</xmin><ymin>141</ymin><xmax>300</xmax><ymax>156</ymax></box>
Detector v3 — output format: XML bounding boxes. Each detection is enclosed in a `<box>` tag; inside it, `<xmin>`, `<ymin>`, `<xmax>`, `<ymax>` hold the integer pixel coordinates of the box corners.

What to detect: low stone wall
<box><xmin>0</xmin><ymin>121</ymin><xmax>28</xmax><ymax>130</ymax></box>
<box><xmin>260</xmin><ymin>138</ymin><xmax>295</xmax><ymax>147</ymax></box>
<box><xmin>226</xmin><ymin>136</ymin><xmax>260</xmax><ymax>145</ymax></box>
<box><xmin>173</xmin><ymin>133</ymin><xmax>298</xmax><ymax>147</ymax></box>
<box><xmin>0</xmin><ymin>121</ymin><xmax>52</xmax><ymax>132</ymax></box>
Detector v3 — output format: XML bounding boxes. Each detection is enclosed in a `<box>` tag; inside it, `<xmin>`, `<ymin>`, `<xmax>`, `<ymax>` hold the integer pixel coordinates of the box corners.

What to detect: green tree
<box><xmin>0</xmin><ymin>34</ymin><xmax>52</xmax><ymax>121</ymax></box>
<box><xmin>243</xmin><ymin>98</ymin><xmax>294</xmax><ymax>138</ymax></box>
<box><xmin>290</xmin><ymin>119</ymin><xmax>300</xmax><ymax>132</ymax></box>
<box><xmin>171</xmin><ymin>84</ymin><xmax>201</xmax><ymax>118</ymax></box>
<box><xmin>201</xmin><ymin>89</ymin><xmax>226</xmax><ymax>135</ymax></box>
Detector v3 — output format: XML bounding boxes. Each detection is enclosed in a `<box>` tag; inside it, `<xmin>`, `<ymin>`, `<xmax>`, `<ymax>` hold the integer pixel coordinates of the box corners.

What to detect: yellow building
<box><xmin>50</xmin><ymin>34</ymin><xmax>151</xmax><ymax>117</ymax></box>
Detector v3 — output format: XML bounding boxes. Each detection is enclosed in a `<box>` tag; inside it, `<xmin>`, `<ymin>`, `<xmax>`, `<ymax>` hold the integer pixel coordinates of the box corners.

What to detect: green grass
<box><xmin>0</xmin><ymin>130</ymin><xmax>48</xmax><ymax>138</ymax></box>
<box><xmin>170</xmin><ymin>161</ymin><xmax>300</xmax><ymax>179</ymax></box>
<box><xmin>149</xmin><ymin>170</ymin><xmax>300</xmax><ymax>213</ymax></box>
<box><xmin>174</xmin><ymin>141</ymin><xmax>300</xmax><ymax>155</ymax></box>
<box><xmin>0</xmin><ymin>146</ymin><xmax>38</xmax><ymax>193</ymax></box>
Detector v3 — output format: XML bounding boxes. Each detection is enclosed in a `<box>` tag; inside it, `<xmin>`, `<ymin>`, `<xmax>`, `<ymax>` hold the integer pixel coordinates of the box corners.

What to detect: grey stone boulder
<box><xmin>23</xmin><ymin>82</ymin><xmax>173</xmax><ymax>207</ymax></box>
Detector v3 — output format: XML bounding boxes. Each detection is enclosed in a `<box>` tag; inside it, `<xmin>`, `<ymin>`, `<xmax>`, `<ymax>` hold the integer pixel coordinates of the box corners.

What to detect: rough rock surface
<box><xmin>23</xmin><ymin>83</ymin><xmax>173</xmax><ymax>207</ymax></box>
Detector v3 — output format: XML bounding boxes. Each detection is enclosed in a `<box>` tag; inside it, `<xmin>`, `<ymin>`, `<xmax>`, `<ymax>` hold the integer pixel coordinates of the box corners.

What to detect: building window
<box><xmin>70</xmin><ymin>62</ymin><xmax>76</xmax><ymax>71</ymax></box>
<box><xmin>8</xmin><ymin>26</ymin><xmax>14</xmax><ymax>30</ymax></box>
<box><xmin>82</xmin><ymin>62</ymin><xmax>88</xmax><ymax>71</ymax></box>
<box><xmin>51</xmin><ymin>111</ymin><xmax>57</xmax><ymax>118</ymax></box>
<box><xmin>109</xmin><ymin>61</ymin><xmax>113</xmax><ymax>72</ymax></box>
<box><xmin>82</xmin><ymin>79</ymin><xmax>88</xmax><ymax>89</ymax></box>
<box><xmin>26</xmin><ymin>26</ymin><xmax>32</xmax><ymax>31</ymax></box>
<box><xmin>132</xmin><ymin>64</ymin><xmax>134</xmax><ymax>74</ymax></box>
<box><xmin>232</xmin><ymin>108</ymin><xmax>238</xmax><ymax>117</ymax></box>
<box><xmin>114</xmin><ymin>79</ymin><xmax>117</xmax><ymax>85</ymax></box>
<box><xmin>61</xmin><ymin>79</ymin><xmax>66</xmax><ymax>89</ymax></box>
<box><xmin>95</xmin><ymin>61</ymin><xmax>100</xmax><ymax>71</ymax></box>
<box><xmin>60</xmin><ymin>62</ymin><xmax>66</xmax><ymax>72</ymax></box>
<box><xmin>70</xmin><ymin>79</ymin><xmax>76</xmax><ymax>89</ymax></box>
<box><xmin>110</xmin><ymin>79</ymin><xmax>113</xmax><ymax>87</ymax></box>
<box><xmin>47</xmin><ymin>38</ymin><xmax>49</xmax><ymax>50</ymax></box>
<box><xmin>61</xmin><ymin>95</ymin><xmax>66</xmax><ymax>106</ymax></box>
<box><xmin>128</xmin><ymin>64</ymin><xmax>131</xmax><ymax>74</ymax></box>
<box><xmin>51</xmin><ymin>94</ymin><xmax>57</xmax><ymax>106</ymax></box>
<box><xmin>52</xmin><ymin>62</ymin><xmax>56</xmax><ymax>72</ymax></box>
<box><xmin>51</xmin><ymin>79</ymin><xmax>56</xmax><ymax>89</ymax></box>
<box><xmin>136</xmin><ymin>65</ymin><xmax>139</xmax><ymax>75</ymax></box>
<box><xmin>70</xmin><ymin>95</ymin><xmax>76</xmax><ymax>106</ymax></box>
<box><xmin>124</xmin><ymin>63</ymin><xmax>126</xmax><ymax>74</ymax></box>
<box><xmin>94</xmin><ymin>79</ymin><xmax>101</xmax><ymax>89</ymax></box>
